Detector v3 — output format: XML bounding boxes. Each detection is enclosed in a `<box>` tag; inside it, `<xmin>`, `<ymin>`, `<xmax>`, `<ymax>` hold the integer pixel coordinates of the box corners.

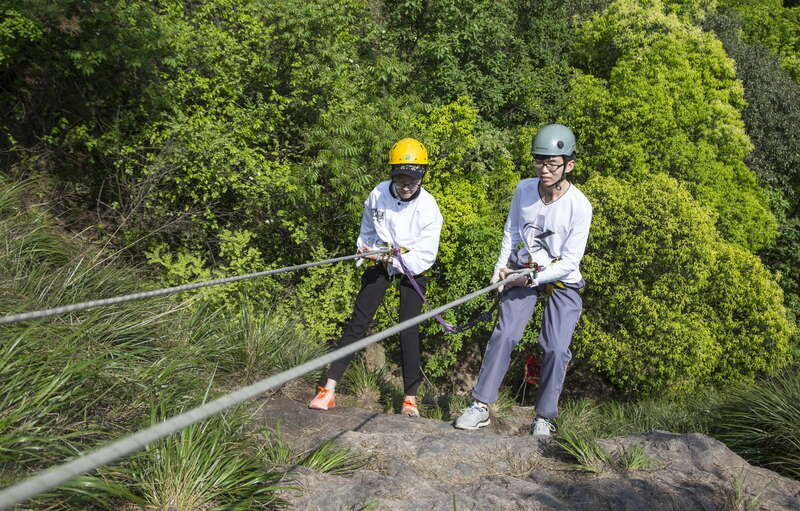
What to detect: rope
<box><xmin>0</xmin><ymin>269</ymin><xmax>533</xmax><ymax>510</ymax></box>
<box><xmin>0</xmin><ymin>248</ymin><xmax>391</xmax><ymax>326</ymax></box>
<box><xmin>393</xmin><ymin>249</ymin><xmax>507</xmax><ymax>334</ymax></box>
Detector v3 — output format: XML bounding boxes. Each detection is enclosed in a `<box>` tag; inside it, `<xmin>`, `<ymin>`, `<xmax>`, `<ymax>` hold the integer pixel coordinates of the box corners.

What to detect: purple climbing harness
<box><xmin>392</xmin><ymin>248</ymin><xmax>497</xmax><ymax>334</ymax></box>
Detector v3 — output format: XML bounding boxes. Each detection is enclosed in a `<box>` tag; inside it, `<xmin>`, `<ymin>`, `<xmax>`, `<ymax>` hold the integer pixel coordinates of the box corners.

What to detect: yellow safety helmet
<box><xmin>388</xmin><ymin>138</ymin><xmax>429</xmax><ymax>165</ymax></box>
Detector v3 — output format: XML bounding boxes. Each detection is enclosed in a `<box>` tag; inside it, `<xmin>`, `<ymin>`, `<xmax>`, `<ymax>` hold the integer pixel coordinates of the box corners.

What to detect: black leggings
<box><xmin>327</xmin><ymin>265</ymin><xmax>428</xmax><ymax>396</ymax></box>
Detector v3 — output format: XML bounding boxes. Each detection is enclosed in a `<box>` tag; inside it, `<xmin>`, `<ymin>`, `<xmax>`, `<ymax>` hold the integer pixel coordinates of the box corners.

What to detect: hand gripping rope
<box><xmin>0</xmin><ymin>248</ymin><xmax>393</xmax><ymax>326</ymax></box>
<box><xmin>0</xmin><ymin>267</ymin><xmax>536</xmax><ymax>510</ymax></box>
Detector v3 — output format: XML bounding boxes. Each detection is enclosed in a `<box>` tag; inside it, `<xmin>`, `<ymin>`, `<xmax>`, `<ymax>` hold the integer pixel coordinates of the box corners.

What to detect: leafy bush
<box><xmin>575</xmin><ymin>174</ymin><xmax>795</xmax><ymax>395</ymax></box>
<box><xmin>566</xmin><ymin>0</ymin><xmax>777</xmax><ymax>251</ymax></box>
<box><xmin>717</xmin><ymin>0</ymin><xmax>800</xmax><ymax>83</ymax></box>
<box><xmin>381</xmin><ymin>0</ymin><xmax>576</xmax><ymax>126</ymax></box>
<box><xmin>704</xmin><ymin>12</ymin><xmax>800</xmax><ymax>320</ymax></box>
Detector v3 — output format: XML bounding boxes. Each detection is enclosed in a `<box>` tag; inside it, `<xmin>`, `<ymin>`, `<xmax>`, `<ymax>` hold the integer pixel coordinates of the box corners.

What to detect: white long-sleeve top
<box><xmin>357</xmin><ymin>180</ymin><xmax>443</xmax><ymax>277</ymax></box>
<box><xmin>494</xmin><ymin>178</ymin><xmax>592</xmax><ymax>285</ymax></box>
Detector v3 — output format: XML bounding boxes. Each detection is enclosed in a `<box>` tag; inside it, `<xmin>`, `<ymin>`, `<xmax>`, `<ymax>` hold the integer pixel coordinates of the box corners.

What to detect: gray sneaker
<box><xmin>454</xmin><ymin>402</ymin><xmax>490</xmax><ymax>430</ymax></box>
<box><xmin>531</xmin><ymin>417</ymin><xmax>556</xmax><ymax>436</ymax></box>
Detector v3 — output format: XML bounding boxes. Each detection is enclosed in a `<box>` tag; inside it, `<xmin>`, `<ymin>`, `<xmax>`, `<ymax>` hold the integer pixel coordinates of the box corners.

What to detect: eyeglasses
<box><xmin>393</xmin><ymin>180</ymin><xmax>420</xmax><ymax>190</ymax></box>
<box><xmin>533</xmin><ymin>158</ymin><xmax>565</xmax><ymax>172</ymax></box>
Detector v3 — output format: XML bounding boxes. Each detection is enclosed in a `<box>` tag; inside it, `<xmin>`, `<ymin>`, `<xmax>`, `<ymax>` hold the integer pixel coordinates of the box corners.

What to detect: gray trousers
<box><xmin>472</xmin><ymin>280</ymin><xmax>583</xmax><ymax>418</ymax></box>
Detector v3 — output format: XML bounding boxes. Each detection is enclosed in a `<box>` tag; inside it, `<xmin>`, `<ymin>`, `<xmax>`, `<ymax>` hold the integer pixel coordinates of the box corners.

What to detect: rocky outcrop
<box><xmin>255</xmin><ymin>395</ymin><xmax>800</xmax><ymax>510</ymax></box>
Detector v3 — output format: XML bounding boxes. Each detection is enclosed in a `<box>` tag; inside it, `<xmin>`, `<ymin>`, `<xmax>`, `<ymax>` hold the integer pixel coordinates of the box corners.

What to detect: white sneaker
<box><xmin>454</xmin><ymin>402</ymin><xmax>490</xmax><ymax>430</ymax></box>
<box><xmin>532</xmin><ymin>417</ymin><xmax>556</xmax><ymax>436</ymax></box>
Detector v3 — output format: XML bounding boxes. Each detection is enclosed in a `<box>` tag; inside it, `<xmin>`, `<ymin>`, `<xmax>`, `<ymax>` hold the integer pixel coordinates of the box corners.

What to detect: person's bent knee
<box><xmin>542</xmin><ymin>346</ymin><xmax>572</xmax><ymax>363</ymax></box>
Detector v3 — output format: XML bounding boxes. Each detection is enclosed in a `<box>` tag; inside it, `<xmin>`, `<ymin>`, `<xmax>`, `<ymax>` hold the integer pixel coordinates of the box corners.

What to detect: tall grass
<box><xmin>257</xmin><ymin>426</ymin><xmax>368</xmax><ymax>476</ymax></box>
<box><xmin>556</xmin><ymin>430</ymin><xmax>612</xmax><ymax>473</ymax></box>
<box><xmin>556</xmin><ymin>389</ymin><xmax>722</xmax><ymax>438</ymax></box>
<box><xmin>0</xmin><ymin>177</ymin><xmax>323</xmax><ymax>508</ymax></box>
<box><xmin>124</xmin><ymin>403</ymin><xmax>284</xmax><ymax>511</ymax></box>
<box><xmin>555</xmin><ymin>372</ymin><xmax>800</xmax><ymax>480</ymax></box>
<box><xmin>214</xmin><ymin>308</ymin><xmax>327</xmax><ymax>383</ymax></box>
<box><xmin>0</xmin><ymin>335</ymin><xmax>92</xmax><ymax>467</ymax></box>
<box><xmin>1</xmin><ymin>179</ymin><xmax>182</xmax><ymax>479</ymax></box>
<box><xmin>711</xmin><ymin>371</ymin><xmax>800</xmax><ymax>479</ymax></box>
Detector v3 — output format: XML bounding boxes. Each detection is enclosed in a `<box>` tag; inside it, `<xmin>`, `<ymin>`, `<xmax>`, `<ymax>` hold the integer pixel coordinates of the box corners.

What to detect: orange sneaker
<box><xmin>308</xmin><ymin>386</ymin><xmax>335</xmax><ymax>410</ymax></box>
<box><xmin>401</xmin><ymin>400</ymin><xmax>420</xmax><ymax>417</ymax></box>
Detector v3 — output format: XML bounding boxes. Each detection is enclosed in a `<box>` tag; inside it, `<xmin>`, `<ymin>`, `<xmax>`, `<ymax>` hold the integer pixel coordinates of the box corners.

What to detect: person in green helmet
<box><xmin>454</xmin><ymin>124</ymin><xmax>593</xmax><ymax>436</ymax></box>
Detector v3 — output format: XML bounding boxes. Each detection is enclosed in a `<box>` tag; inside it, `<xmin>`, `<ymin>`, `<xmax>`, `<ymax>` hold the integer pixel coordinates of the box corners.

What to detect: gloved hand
<box><xmin>357</xmin><ymin>245</ymin><xmax>383</xmax><ymax>266</ymax></box>
<box><xmin>491</xmin><ymin>268</ymin><xmax>506</xmax><ymax>294</ymax></box>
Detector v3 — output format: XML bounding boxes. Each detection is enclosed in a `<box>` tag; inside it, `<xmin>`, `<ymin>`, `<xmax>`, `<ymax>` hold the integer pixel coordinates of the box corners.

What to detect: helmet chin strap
<box><xmin>541</xmin><ymin>166</ymin><xmax>568</xmax><ymax>191</ymax></box>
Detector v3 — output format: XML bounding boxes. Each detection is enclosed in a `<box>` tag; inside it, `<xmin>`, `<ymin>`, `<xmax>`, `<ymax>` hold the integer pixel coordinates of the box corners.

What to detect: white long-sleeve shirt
<box><xmin>494</xmin><ymin>178</ymin><xmax>592</xmax><ymax>285</ymax></box>
<box><xmin>357</xmin><ymin>180</ymin><xmax>443</xmax><ymax>277</ymax></box>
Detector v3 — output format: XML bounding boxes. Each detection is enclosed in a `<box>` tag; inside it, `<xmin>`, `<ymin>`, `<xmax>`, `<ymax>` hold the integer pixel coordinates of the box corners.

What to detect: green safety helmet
<box><xmin>531</xmin><ymin>124</ymin><xmax>576</xmax><ymax>158</ymax></box>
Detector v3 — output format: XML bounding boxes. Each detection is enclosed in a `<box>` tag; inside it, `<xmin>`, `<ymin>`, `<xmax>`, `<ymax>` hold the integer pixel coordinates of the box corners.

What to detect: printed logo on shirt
<box><xmin>371</xmin><ymin>208</ymin><xmax>385</xmax><ymax>223</ymax></box>
<box><xmin>523</xmin><ymin>222</ymin><xmax>557</xmax><ymax>260</ymax></box>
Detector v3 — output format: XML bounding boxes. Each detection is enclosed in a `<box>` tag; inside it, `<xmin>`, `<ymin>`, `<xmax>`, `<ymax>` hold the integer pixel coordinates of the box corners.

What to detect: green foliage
<box><xmin>381</xmin><ymin>0</ymin><xmax>577</xmax><ymax>126</ymax></box>
<box><xmin>256</xmin><ymin>425</ymin><xmax>296</xmax><ymax>466</ymax></box>
<box><xmin>762</xmin><ymin>218</ymin><xmax>800</xmax><ymax>319</ymax></box>
<box><xmin>711</xmin><ymin>370</ymin><xmax>800</xmax><ymax>479</ymax></box>
<box><xmin>211</xmin><ymin>308</ymin><xmax>326</xmax><ymax>383</ymax></box>
<box><xmin>144</xmin><ymin>230</ymin><xmax>284</xmax><ymax>316</ymax></box>
<box><xmin>0</xmin><ymin>179</ymin><xmax>186</xmax><ymax>480</ymax></box>
<box><xmin>705</xmin><ymin>12</ymin><xmax>800</xmax><ymax>197</ymax></box>
<box><xmin>285</xmin><ymin>246</ymin><xmax>363</xmax><ymax>342</ymax></box>
<box><xmin>705</xmin><ymin>12</ymin><xmax>800</xmax><ymax>320</ymax></box>
<box><xmin>125</xmin><ymin>405</ymin><xmax>282</xmax><ymax>511</ymax></box>
<box><xmin>341</xmin><ymin>359</ymin><xmax>383</xmax><ymax>402</ymax></box>
<box><xmin>617</xmin><ymin>444</ymin><xmax>660</xmax><ymax>472</ymax></box>
<box><xmin>0</xmin><ymin>5</ymin><xmax>42</xmax><ymax>68</ymax></box>
<box><xmin>556</xmin><ymin>430</ymin><xmax>613</xmax><ymax>473</ymax></box>
<box><xmin>298</xmin><ymin>440</ymin><xmax>368</xmax><ymax>475</ymax></box>
<box><xmin>558</xmin><ymin>372</ymin><xmax>800</xmax><ymax>478</ymax></box>
<box><xmin>575</xmin><ymin>174</ymin><xmax>795</xmax><ymax>395</ymax></box>
<box><xmin>0</xmin><ymin>178</ymin><xmax>313</xmax><ymax>506</ymax></box>
<box><xmin>662</xmin><ymin>0</ymin><xmax>719</xmax><ymax>21</ymax></box>
<box><xmin>566</xmin><ymin>0</ymin><xmax>777</xmax><ymax>251</ymax></box>
<box><xmin>717</xmin><ymin>0</ymin><xmax>800</xmax><ymax>82</ymax></box>
<box><xmin>1</xmin><ymin>0</ymin><xmax>166</xmax><ymax>187</ymax></box>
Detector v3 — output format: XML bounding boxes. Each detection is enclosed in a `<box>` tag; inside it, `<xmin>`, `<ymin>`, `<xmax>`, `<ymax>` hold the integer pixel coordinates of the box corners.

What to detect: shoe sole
<box><xmin>454</xmin><ymin>418</ymin><xmax>490</xmax><ymax>430</ymax></box>
<box><xmin>308</xmin><ymin>401</ymin><xmax>335</xmax><ymax>411</ymax></box>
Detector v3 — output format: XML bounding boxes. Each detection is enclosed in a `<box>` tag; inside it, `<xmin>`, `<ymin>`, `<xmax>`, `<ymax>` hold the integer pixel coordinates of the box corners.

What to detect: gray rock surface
<box><xmin>254</xmin><ymin>395</ymin><xmax>800</xmax><ymax>510</ymax></box>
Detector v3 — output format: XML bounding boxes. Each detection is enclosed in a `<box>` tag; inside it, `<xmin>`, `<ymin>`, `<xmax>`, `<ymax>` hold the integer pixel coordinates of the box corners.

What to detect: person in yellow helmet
<box><xmin>309</xmin><ymin>138</ymin><xmax>444</xmax><ymax>417</ymax></box>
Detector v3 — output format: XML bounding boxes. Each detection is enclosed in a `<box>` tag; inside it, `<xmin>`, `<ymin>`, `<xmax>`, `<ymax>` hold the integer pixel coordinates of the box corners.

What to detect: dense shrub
<box><xmin>717</xmin><ymin>0</ymin><xmax>800</xmax><ymax>82</ymax></box>
<box><xmin>565</xmin><ymin>0</ymin><xmax>777</xmax><ymax>251</ymax></box>
<box><xmin>575</xmin><ymin>173</ymin><xmax>795</xmax><ymax>395</ymax></box>
<box><xmin>381</xmin><ymin>0</ymin><xmax>573</xmax><ymax>127</ymax></box>
<box><xmin>704</xmin><ymin>12</ymin><xmax>800</xmax><ymax>319</ymax></box>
